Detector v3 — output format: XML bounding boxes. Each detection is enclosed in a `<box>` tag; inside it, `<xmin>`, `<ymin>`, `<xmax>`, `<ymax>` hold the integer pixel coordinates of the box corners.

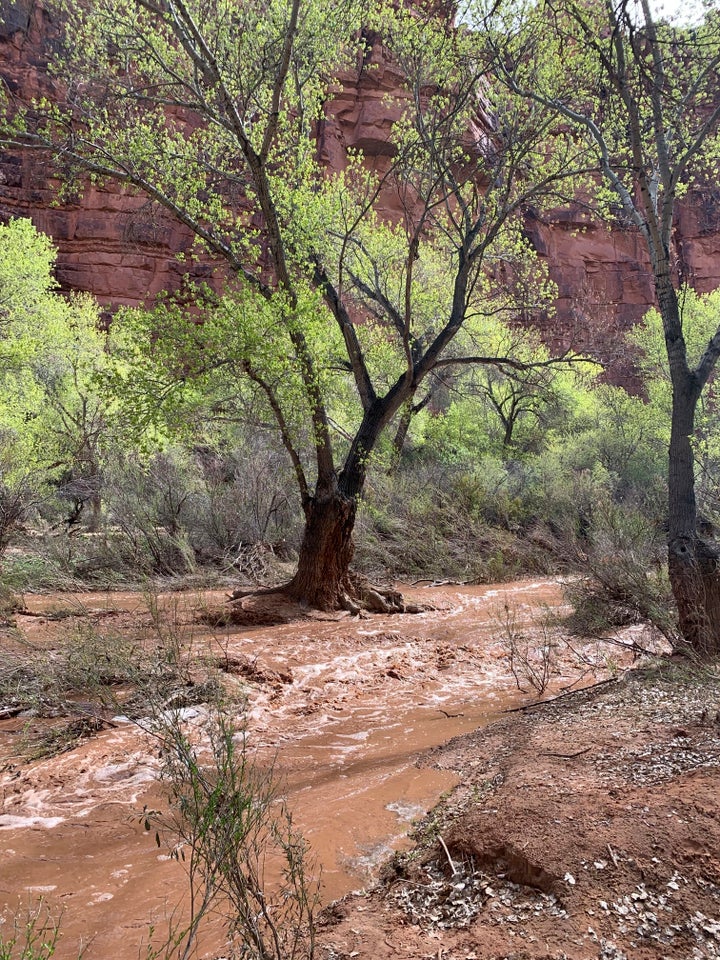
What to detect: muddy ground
<box><xmin>0</xmin><ymin>580</ymin><xmax>718</xmax><ymax>959</ymax></box>
<box><xmin>320</xmin><ymin>664</ymin><xmax>720</xmax><ymax>960</ymax></box>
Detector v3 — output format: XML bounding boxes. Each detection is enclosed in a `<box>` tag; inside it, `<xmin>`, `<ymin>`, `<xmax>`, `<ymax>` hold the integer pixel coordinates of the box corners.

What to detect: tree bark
<box><xmin>390</xmin><ymin>405</ymin><xmax>413</xmax><ymax>467</ymax></box>
<box><xmin>669</xmin><ymin>538</ymin><xmax>720</xmax><ymax>657</ymax></box>
<box><xmin>285</xmin><ymin>403</ymin><xmax>405</xmax><ymax>612</ymax></box>
<box><xmin>285</xmin><ymin>489</ymin><xmax>357</xmax><ymax>611</ymax></box>
<box><xmin>667</xmin><ymin>377</ymin><xmax>720</xmax><ymax>655</ymax></box>
<box><xmin>660</xmin><ymin>269</ymin><xmax>720</xmax><ymax>656</ymax></box>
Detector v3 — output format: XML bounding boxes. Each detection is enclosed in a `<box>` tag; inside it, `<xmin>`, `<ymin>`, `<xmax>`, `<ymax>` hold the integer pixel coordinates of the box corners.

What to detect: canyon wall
<box><xmin>524</xmin><ymin>190</ymin><xmax>720</xmax><ymax>362</ymax></box>
<box><xmin>0</xmin><ymin>1</ymin><xmax>220</xmax><ymax>306</ymax></box>
<box><xmin>1</xmin><ymin>4</ymin><xmax>719</xmax><ymax>358</ymax></box>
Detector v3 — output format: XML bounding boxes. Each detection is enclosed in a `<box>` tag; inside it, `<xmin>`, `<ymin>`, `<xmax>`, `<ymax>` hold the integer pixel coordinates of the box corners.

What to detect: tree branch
<box><xmin>431</xmin><ymin>350</ymin><xmax>582</xmax><ymax>373</ymax></box>
<box><xmin>313</xmin><ymin>260</ymin><xmax>376</xmax><ymax>412</ymax></box>
<box><xmin>241</xmin><ymin>361</ymin><xmax>311</xmax><ymax>513</ymax></box>
<box><xmin>693</xmin><ymin>322</ymin><xmax>720</xmax><ymax>396</ymax></box>
<box><xmin>261</xmin><ymin>0</ymin><xmax>301</xmax><ymax>162</ymax></box>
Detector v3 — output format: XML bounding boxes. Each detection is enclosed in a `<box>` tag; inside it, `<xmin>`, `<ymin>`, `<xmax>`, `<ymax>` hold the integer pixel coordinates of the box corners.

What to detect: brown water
<box><xmin>0</xmin><ymin>578</ymin><xmax>573</xmax><ymax>958</ymax></box>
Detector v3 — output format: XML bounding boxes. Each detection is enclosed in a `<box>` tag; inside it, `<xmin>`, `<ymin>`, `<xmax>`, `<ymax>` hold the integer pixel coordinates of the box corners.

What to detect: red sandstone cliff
<box><xmin>524</xmin><ymin>191</ymin><xmax>720</xmax><ymax>362</ymax></box>
<box><xmin>0</xmin><ymin>1</ymin><xmax>223</xmax><ymax>305</ymax></box>
<box><xmin>1</xmin><ymin>4</ymin><xmax>719</xmax><ymax>357</ymax></box>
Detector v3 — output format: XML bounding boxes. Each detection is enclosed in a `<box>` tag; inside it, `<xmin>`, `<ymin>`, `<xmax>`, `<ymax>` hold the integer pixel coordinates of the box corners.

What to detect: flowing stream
<box><xmin>0</xmin><ymin>578</ymin><xmax>573</xmax><ymax>958</ymax></box>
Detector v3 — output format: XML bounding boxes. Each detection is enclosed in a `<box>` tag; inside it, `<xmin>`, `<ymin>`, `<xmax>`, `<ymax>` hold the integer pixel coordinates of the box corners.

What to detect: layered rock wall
<box><xmin>524</xmin><ymin>192</ymin><xmax>720</xmax><ymax>363</ymax></box>
<box><xmin>1</xmin><ymin>6</ymin><xmax>719</xmax><ymax>354</ymax></box>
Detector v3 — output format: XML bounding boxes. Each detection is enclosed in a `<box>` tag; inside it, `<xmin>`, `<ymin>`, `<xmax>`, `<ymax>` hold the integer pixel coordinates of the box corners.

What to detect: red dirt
<box><xmin>2</xmin><ymin>581</ymin><xmax>718</xmax><ymax>959</ymax></box>
<box><xmin>319</xmin><ymin>663</ymin><xmax>720</xmax><ymax>960</ymax></box>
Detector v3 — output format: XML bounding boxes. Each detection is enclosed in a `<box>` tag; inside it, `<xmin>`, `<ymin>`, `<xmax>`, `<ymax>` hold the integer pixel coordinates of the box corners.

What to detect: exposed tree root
<box><xmin>339</xmin><ymin>573</ymin><xmax>411</xmax><ymax>615</ymax></box>
<box><xmin>199</xmin><ymin>592</ymin><xmax>303</xmax><ymax>627</ymax></box>
<box><xmin>202</xmin><ymin>572</ymin><xmax>427</xmax><ymax>625</ymax></box>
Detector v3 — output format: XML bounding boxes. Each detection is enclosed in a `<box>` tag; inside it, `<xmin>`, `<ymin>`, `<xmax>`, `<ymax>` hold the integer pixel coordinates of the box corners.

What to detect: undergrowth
<box><xmin>139</xmin><ymin>707</ymin><xmax>319</xmax><ymax>960</ymax></box>
<box><xmin>0</xmin><ymin>900</ymin><xmax>79</xmax><ymax>960</ymax></box>
<box><xmin>0</xmin><ymin>588</ymin><xmax>228</xmax><ymax>762</ymax></box>
<box><xmin>561</xmin><ymin>501</ymin><xmax>679</xmax><ymax>648</ymax></box>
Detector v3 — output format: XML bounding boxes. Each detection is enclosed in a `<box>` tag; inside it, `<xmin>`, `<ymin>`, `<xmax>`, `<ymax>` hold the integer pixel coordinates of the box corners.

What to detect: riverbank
<box><xmin>0</xmin><ymin>579</ymin><xmax>697</xmax><ymax>959</ymax></box>
<box><xmin>319</xmin><ymin>661</ymin><xmax>720</xmax><ymax>960</ymax></box>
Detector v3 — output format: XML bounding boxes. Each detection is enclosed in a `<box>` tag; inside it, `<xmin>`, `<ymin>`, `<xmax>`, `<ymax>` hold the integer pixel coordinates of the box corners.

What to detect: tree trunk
<box><xmin>390</xmin><ymin>405</ymin><xmax>413</xmax><ymax>469</ymax></box>
<box><xmin>667</xmin><ymin>381</ymin><xmax>720</xmax><ymax>655</ymax></box>
<box><xmin>285</xmin><ymin>403</ymin><xmax>409</xmax><ymax>612</ymax></box>
<box><xmin>669</xmin><ymin>538</ymin><xmax>720</xmax><ymax>657</ymax></box>
<box><xmin>646</xmin><ymin>255</ymin><xmax>720</xmax><ymax>656</ymax></box>
<box><xmin>286</xmin><ymin>489</ymin><xmax>357</xmax><ymax>611</ymax></box>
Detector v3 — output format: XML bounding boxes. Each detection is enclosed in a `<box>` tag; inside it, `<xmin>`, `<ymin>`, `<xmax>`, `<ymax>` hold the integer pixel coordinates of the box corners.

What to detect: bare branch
<box><xmin>431</xmin><ymin>350</ymin><xmax>584</xmax><ymax>374</ymax></box>
<box><xmin>261</xmin><ymin>0</ymin><xmax>301</xmax><ymax>162</ymax></box>
<box><xmin>242</xmin><ymin>361</ymin><xmax>311</xmax><ymax>513</ymax></box>
<box><xmin>313</xmin><ymin>260</ymin><xmax>376</xmax><ymax>412</ymax></box>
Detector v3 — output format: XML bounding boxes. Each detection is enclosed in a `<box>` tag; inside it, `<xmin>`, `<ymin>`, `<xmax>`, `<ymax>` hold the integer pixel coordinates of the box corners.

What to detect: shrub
<box><xmin>563</xmin><ymin>500</ymin><xmax>678</xmax><ymax>646</ymax></box>
<box><xmin>0</xmin><ymin>900</ymin><xmax>67</xmax><ymax>960</ymax></box>
<box><xmin>355</xmin><ymin>460</ymin><xmax>554</xmax><ymax>582</ymax></box>
<box><xmin>140</xmin><ymin>707</ymin><xmax>319</xmax><ymax>960</ymax></box>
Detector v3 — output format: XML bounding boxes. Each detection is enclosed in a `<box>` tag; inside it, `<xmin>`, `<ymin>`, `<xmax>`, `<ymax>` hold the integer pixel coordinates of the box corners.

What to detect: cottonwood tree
<box><xmin>3</xmin><ymin>0</ymin><xmax>586</xmax><ymax>609</ymax></box>
<box><xmin>0</xmin><ymin>219</ymin><xmax>110</xmax><ymax>536</ymax></box>
<box><xmin>475</xmin><ymin>0</ymin><xmax>720</xmax><ymax>654</ymax></box>
<box><xmin>458</xmin><ymin>322</ymin><xmax>588</xmax><ymax>451</ymax></box>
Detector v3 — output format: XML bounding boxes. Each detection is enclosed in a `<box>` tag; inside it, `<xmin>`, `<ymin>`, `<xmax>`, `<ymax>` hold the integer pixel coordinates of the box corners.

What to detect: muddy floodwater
<box><xmin>0</xmin><ymin>578</ymin><xmax>588</xmax><ymax>959</ymax></box>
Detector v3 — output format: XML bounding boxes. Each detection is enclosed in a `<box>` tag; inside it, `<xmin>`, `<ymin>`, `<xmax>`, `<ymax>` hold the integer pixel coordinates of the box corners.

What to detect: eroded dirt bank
<box><xmin>319</xmin><ymin>664</ymin><xmax>720</xmax><ymax>960</ymax></box>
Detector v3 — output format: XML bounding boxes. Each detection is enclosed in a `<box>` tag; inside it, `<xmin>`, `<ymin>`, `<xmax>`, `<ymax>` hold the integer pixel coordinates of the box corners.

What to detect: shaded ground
<box><xmin>319</xmin><ymin>663</ymin><xmax>720</xmax><ymax>960</ymax></box>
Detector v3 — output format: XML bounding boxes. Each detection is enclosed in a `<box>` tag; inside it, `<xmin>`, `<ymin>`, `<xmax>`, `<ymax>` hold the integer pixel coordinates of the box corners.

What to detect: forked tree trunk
<box><xmin>285</xmin><ymin>489</ymin><xmax>357</xmax><ymax>611</ymax></box>
<box><xmin>285</xmin><ymin>404</ymin><xmax>410</xmax><ymax>612</ymax></box>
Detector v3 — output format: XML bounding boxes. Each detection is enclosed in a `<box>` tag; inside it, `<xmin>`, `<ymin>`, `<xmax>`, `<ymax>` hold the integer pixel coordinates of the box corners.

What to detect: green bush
<box><xmin>563</xmin><ymin>500</ymin><xmax>678</xmax><ymax>645</ymax></box>
<box><xmin>0</xmin><ymin>901</ymin><xmax>71</xmax><ymax>960</ymax></box>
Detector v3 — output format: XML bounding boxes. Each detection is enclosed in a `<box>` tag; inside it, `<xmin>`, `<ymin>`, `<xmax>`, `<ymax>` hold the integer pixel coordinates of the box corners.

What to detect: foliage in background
<box><xmin>0</xmin><ymin>214</ymin><xmax>686</xmax><ymax>652</ymax></box>
<box><xmin>0</xmin><ymin>223</ymin><xmax>674</xmax><ymax>607</ymax></box>
<box><xmin>0</xmin><ymin>219</ymin><xmax>113</xmax><ymax>543</ymax></box>
<box><xmin>0</xmin><ymin>0</ymin><xmax>598</xmax><ymax>610</ymax></box>
<box><xmin>476</xmin><ymin>0</ymin><xmax>720</xmax><ymax>655</ymax></box>
<box><xmin>629</xmin><ymin>287</ymin><xmax>720</xmax><ymax>525</ymax></box>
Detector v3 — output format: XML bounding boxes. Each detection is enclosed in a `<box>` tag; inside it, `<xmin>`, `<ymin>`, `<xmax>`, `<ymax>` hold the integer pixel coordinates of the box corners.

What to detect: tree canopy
<box><xmin>471</xmin><ymin>0</ymin><xmax>720</xmax><ymax>653</ymax></box>
<box><xmin>1</xmin><ymin>0</ymin><xmax>589</xmax><ymax>608</ymax></box>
